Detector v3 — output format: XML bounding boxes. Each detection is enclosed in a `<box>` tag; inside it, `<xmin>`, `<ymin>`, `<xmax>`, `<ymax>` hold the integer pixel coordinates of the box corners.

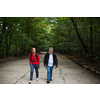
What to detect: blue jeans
<box><xmin>46</xmin><ymin>66</ymin><xmax>53</xmax><ymax>81</ymax></box>
<box><xmin>30</xmin><ymin>64</ymin><xmax>39</xmax><ymax>81</ymax></box>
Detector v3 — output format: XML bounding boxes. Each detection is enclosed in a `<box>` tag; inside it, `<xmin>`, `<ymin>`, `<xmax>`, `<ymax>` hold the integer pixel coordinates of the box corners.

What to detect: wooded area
<box><xmin>0</xmin><ymin>17</ymin><xmax>100</xmax><ymax>66</ymax></box>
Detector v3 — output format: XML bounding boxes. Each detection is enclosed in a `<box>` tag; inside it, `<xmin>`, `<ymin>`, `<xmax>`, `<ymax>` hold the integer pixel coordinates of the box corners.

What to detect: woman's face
<box><xmin>31</xmin><ymin>48</ymin><xmax>36</xmax><ymax>53</ymax></box>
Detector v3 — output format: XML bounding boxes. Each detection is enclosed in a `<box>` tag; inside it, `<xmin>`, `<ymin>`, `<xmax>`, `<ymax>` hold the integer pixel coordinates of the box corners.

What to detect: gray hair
<box><xmin>49</xmin><ymin>47</ymin><xmax>53</xmax><ymax>51</ymax></box>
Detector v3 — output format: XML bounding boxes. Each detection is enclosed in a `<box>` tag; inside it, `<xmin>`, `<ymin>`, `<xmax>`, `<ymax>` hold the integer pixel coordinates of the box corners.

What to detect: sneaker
<box><xmin>47</xmin><ymin>80</ymin><xmax>50</xmax><ymax>83</ymax></box>
<box><xmin>36</xmin><ymin>78</ymin><xmax>38</xmax><ymax>81</ymax></box>
<box><xmin>50</xmin><ymin>79</ymin><xmax>52</xmax><ymax>81</ymax></box>
<box><xmin>29</xmin><ymin>80</ymin><xmax>32</xmax><ymax>84</ymax></box>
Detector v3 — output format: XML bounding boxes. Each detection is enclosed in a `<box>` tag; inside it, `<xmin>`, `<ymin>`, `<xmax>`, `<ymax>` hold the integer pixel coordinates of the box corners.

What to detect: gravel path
<box><xmin>0</xmin><ymin>52</ymin><xmax>100</xmax><ymax>84</ymax></box>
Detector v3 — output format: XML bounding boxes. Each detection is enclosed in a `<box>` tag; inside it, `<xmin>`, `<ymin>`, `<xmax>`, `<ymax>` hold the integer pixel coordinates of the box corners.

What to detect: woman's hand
<box><xmin>44</xmin><ymin>65</ymin><xmax>46</xmax><ymax>67</ymax></box>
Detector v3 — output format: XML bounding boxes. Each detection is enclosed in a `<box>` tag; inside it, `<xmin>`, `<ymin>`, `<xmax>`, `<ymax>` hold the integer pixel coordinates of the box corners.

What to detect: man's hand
<box><xmin>44</xmin><ymin>65</ymin><xmax>46</xmax><ymax>67</ymax></box>
<box><xmin>55</xmin><ymin>66</ymin><xmax>57</xmax><ymax>69</ymax></box>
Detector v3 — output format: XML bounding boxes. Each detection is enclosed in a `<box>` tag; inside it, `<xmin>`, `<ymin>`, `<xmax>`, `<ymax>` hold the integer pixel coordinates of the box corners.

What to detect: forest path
<box><xmin>0</xmin><ymin>52</ymin><xmax>100</xmax><ymax>84</ymax></box>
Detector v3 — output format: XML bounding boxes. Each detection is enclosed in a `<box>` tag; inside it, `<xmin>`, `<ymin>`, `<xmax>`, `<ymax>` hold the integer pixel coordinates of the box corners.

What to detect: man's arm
<box><xmin>44</xmin><ymin>53</ymin><xmax>47</xmax><ymax>67</ymax></box>
<box><xmin>55</xmin><ymin>54</ymin><xmax>58</xmax><ymax>67</ymax></box>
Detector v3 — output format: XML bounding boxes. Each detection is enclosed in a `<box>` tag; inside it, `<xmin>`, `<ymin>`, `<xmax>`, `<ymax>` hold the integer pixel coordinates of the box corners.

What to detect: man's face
<box><xmin>49</xmin><ymin>49</ymin><xmax>53</xmax><ymax>54</ymax></box>
<box><xmin>31</xmin><ymin>48</ymin><xmax>35</xmax><ymax>53</ymax></box>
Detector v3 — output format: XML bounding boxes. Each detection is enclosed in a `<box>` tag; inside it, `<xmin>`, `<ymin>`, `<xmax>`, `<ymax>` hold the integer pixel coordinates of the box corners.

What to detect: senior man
<box><xmin>44</xmin><ymin>47</ymin><xmax>58</xmax><ymax>83</ymax></box>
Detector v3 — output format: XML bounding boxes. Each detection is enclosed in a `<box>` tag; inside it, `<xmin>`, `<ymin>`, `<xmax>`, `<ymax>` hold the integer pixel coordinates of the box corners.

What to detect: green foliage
<box><xmin>0</xmin><ymin>17</ymin><xmax>47</xmax><ymax>57</ymax></box>
<box><xmin>0</xmin><ymin>17</ymin><xmax>100</xmax><ymax>63</ymax></box>
<box><xmin>45</xmin><ymin>17</ymin><xmax>100</xmax><ymax>62</ymax></box>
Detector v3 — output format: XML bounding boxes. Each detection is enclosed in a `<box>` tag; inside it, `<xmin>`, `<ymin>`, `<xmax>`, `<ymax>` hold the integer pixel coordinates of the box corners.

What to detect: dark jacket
<box><xmin>44</xmin><ymin>52</ymin><xmax>58</xmax><ymax>67</ymax></box>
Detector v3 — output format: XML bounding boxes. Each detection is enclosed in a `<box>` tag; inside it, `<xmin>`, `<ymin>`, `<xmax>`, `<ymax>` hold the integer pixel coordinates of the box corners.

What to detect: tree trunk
<box><xmin>89</xmin><ymin>20</ymin><xmax>93</xmax><ymax>62</ymax></box>
<box><xmin>5</xmin><ymin>26</ymin><xmax>12</xmax><ymax>56</ymax></box>
<box><xmin>69</xmin><ymin>17</ymin><xmax>89</xmax><ymax>53</ymax></box>
<box><xmin>1</xmin><ymin>18</ymin><xmax>7</xmax><ymax>56</ymax></box>
<box><xmin>68</xmin><ymin>30</ymin><xmax>71</xmax><ymax>55</ymax></box>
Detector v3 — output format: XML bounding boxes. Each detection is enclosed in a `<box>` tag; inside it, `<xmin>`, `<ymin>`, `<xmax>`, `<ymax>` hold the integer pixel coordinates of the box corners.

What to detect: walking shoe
<box><xmin>50</xmin><ymin>79</ymin><xmax>52</xmax><ymax>81</ymax></box>
<box><xmin>29</xmin><ymin>80</ymin><xmax>32</xmax><ymax>84</ymax></box>
<box><xmin>47</xmin><ymin>80</ymin><xmax>50</xmax><ymax>83</ymax></box>
<box><xmin>36</xmin><ymin>78</ymin><xmax>38</xmax><ymax>81</ymax></box>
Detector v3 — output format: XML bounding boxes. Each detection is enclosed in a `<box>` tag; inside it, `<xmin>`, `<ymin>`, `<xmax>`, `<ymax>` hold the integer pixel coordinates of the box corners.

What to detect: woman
<box><xmin>29</xmin><ymin>47</ymin><xmax>40</xmax><ymax>84</ymax></box>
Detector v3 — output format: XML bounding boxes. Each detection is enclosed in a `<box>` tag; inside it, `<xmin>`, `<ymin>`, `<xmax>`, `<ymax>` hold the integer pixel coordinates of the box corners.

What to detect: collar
<box><xmin>32</xmin><ymin>52</ymin><xmax>36</xmax><ymax>56</ymax></box>
<box><xmin>49</xmin><ymin>52</ymin><xmax>53</xmax><ymax>55</ymax></box>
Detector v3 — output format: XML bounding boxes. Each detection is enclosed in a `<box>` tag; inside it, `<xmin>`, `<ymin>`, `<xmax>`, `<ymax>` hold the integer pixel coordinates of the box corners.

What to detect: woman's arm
<box><xmin>37</xmin><ymin>53</ymin><xmax>40</xmax><ymax>65</ymax></box>
<box><xmin>29</xmin><ymin>54</ymin><xmax>31</xmax><ymax>64</ymax></box>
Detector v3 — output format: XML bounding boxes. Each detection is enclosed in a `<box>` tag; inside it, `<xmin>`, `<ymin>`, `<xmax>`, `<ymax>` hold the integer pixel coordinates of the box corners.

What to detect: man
<box><xmin>44</xmin><ymin>47</ymin><xmax>58</xmax><ymax>83</ymax></box>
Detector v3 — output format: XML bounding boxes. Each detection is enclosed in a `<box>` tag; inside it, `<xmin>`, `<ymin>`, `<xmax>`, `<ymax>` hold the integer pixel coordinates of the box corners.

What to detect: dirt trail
<box><xmin>0</xmin><ymin>52</ymin><xmax>100</xmax><ymax>84</ymax></box>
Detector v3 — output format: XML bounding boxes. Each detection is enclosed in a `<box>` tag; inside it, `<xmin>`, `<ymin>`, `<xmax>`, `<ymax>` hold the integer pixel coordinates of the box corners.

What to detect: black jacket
<box><xmin>44</xmin><ymin>52</ymin><xmax>58</xmax><ymax>67</ymax></box>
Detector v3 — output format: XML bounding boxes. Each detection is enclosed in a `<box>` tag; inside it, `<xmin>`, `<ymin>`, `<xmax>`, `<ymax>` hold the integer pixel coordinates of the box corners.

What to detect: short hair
<box><xmin>49</xmin><ymin>47</ymin><xmax>53</xmax><ymax>51</ymax></box>
<box><xmin>32</xmin><ymin>47</ymin><xmax>36</xmax><ymax>51</ymax></box>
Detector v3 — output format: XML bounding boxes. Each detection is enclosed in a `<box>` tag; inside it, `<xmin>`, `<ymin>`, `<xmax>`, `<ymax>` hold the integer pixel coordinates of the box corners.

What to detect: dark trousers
<box><xmin>30</xmin><ymin>64</ymin><xmax>39</xmax><ymax>81</ymax></box>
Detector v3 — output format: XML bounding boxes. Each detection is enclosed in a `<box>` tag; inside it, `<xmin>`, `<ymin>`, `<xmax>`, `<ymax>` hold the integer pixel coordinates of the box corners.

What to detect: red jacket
<box><xmin>29</xmin><ymin>52</ymin><xmax>40</xmax><ymax>65</ymax></box>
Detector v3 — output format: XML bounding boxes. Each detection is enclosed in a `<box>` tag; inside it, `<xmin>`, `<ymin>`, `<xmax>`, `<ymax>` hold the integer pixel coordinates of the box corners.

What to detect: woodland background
<box><xmin>0</xmin><ymin>17</ymin><xmax>100</xmax><ymax>69</ymax></box>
